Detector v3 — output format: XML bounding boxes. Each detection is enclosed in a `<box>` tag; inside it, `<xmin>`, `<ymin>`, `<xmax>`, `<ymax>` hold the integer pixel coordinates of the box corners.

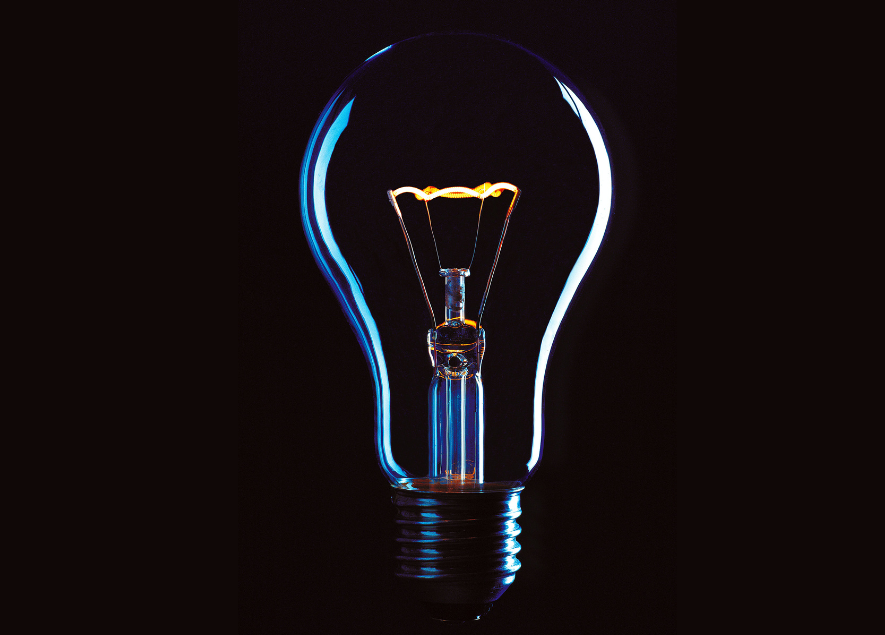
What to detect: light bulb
<box><xmin>300</xmin><ymin>33</ymin><xmax>612</xmax><ymax>622</ymax></box>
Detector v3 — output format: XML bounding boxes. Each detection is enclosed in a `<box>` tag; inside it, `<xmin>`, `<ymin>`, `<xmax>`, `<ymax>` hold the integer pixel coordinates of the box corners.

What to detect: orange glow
<box><xmin>387</xmin><ymin>183</ymin><xmax>521</xmax><ymax>328</ymax></box>
<box><xmin>445</xmin><ymin>469</ymin><xmax>476</xmax><ymax>481</ymax></box>
<box><xmin>437</xmin><ymin>318</ymin><xmax>478</xmax><ymax>329</ymax></box>
<box><xmin>391</xmin><ymin>182</ymin><xmax>518</xmax><ymax>202</ymax></box>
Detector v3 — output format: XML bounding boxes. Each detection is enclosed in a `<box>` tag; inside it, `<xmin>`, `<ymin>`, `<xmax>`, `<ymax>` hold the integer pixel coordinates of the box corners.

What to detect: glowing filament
<box><xmin>393</xmin><ymin>182</ymin><xmax>518</xmax><ymax>201</ymax></box>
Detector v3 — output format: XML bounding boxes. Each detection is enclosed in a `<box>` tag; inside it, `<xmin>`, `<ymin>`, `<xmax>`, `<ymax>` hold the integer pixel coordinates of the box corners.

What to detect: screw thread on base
<box><xmin>391</xmin><ymin>487</ymin><xmax>522</xmax><ymax>621</ymax></box>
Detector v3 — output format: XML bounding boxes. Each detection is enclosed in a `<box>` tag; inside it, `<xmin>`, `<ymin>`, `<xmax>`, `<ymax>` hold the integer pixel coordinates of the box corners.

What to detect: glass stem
<box><xmin>430</xmin><ymin>268</ymin><xmax>483</xmax><ymax>483</ymax></box>
<box><xmin>441</xmin><ymin>268</ymin><xmax>469</xmax><ymax>323</ymax></box>
<box><xmin>429</xmin><ymin>373</ymin><xmax>483</xmax><ymax>482</ymax></box>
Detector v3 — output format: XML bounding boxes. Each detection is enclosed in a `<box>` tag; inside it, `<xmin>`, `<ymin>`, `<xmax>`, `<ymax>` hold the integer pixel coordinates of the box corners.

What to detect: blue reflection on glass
<box><xmin>365</xmin><ymin>45</ymin><xmax>392</xmax><ymax>62</ymax></box>
<box><xmin>300</xmin><ymin>93</ymin><xmax>406</xmax><ymax>482</ymax></box>
<box><xmin>528</xmin><ymin>78</ymin><xmax>613</xmax><ymax>472</ymax></box>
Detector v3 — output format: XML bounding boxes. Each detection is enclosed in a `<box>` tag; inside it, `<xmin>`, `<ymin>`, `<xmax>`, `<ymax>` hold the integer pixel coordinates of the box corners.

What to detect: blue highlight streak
<box><xmin>528</xmin><ymin>79</ymin><xmax>613</xmax><ymax>472</ymax></box>
<box><xmin>300</xmin><ymin>93</ymin><xmax>406</xmax><ymax>482</ymax></box>
<box><xmin>365</xmin><ymin>45</ymin><xmax>392</xmax><ymax>62</ymax></box>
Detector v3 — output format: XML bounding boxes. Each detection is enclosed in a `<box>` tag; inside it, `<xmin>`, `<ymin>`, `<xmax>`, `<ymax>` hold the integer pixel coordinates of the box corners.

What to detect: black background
<box><xmin>240</xmin><ymin>2</ymin><xmax>676</xmax><ymax>633</ymax></box>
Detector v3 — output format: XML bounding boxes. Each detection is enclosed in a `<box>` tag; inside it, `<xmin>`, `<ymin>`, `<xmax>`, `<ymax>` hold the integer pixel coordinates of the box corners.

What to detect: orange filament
<box><xmin>390</xmin><ymin>182</ymin><xmax>518</xmax><ymax>201</ymax></box>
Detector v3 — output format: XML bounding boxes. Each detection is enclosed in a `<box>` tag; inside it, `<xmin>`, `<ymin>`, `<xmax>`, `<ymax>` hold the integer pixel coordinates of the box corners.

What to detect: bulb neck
<box><xmin>391</xmin><ymin>486</ymin><xmax>522</xmax><ymax>621</ymax></box>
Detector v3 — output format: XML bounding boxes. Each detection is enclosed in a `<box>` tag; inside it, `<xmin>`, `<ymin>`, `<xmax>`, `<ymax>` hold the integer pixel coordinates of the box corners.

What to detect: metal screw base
<box><xmin>391</xmin><ymin>487</ymin><xmax>522</xmax><ymax>619</ymax></box>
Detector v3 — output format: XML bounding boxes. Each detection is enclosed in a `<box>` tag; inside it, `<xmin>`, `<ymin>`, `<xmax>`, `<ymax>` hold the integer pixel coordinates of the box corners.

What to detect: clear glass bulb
<box><xmin>300</xmin><ymin>33</ymin><xmax>612</xmax><ymax>621</ymax></box>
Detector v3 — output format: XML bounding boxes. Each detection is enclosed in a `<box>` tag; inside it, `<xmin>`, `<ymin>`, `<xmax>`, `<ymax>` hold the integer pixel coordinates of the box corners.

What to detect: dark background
<box><xmin>239</xmin><ymin>2</ymin><xmax>676</xmax><ymax>633</ymax></box>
